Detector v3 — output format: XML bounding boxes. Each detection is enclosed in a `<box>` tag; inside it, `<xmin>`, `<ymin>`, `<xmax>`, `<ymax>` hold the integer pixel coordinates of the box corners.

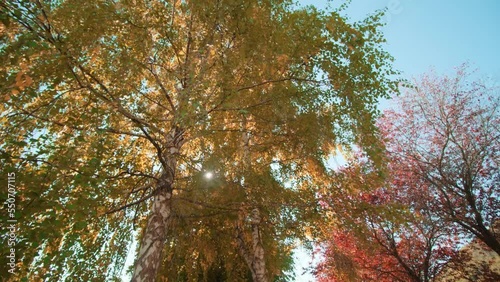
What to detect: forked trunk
<box><xmin>131</xmin><ymin>127</ymin><xmax>183</xmax><ymax>281</ymax></box>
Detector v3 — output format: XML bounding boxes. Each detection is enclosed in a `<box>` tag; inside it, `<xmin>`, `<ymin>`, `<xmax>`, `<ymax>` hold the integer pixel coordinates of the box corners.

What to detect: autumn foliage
<box><xmin>0</xmin><ymin>0</ymin><xmax>398</xmax><ymax>281</ymax></box>
<box><xmin>317</xmin><ymin>65</ymin><xmax>500</xmax><ymax>281</ymax></box>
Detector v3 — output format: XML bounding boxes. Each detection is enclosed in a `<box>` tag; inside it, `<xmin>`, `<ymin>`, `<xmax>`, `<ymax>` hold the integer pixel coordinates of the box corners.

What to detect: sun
<box><xmin>204</xmin><ymin>172</ymin><xmax>213</xmax><ymax>179</ymax></box>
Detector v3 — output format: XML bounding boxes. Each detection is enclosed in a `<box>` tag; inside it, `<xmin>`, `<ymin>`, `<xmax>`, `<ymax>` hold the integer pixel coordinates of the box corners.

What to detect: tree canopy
<box><xmin>316</xmin><ymin>65</ymin><xmax>500</xmax><ymax>282</ymax></box>
<box><xmin>0</xmin><ymin>0</ymin><xmax>397</xmax><ymax>281</ymax></box>
<box><xmin>380</xmin><ymin>65</ymin><xmax>500</xmax><ymax>255</ymax></box>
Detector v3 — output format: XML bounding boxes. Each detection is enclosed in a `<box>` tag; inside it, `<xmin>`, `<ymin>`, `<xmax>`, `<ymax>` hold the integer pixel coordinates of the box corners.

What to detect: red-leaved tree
<box><xmin>380</xmin><ymin>65</ymin><xmax>500</xmax><ymax>255</ymax></box>
<box><xmin>316</xmin><ymin>159</ymin><xmax>458</xmax><ymax>282</ymax></box>
<box><xmin>316</xmin><ymin>65</ymin><xmax>499</xmax><ymax>281</ymax></box>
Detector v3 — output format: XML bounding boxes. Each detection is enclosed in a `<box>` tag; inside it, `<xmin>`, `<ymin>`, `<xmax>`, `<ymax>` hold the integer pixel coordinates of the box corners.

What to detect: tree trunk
<box><xmin>463</xmin><ymin>182</ymin><xmax>500</xmax><ymax>255</ymax></box>
<box><xmin>131</xmin><ymin>185</ymin><xmax>172</xmax><ymax>282</ymax></box>
<box><xmin>476</xmin><ymin>224</ymin><xmax>500</xmax><ymax>256</ymax></box>
<box><xmin>131</xmin><ymin>127</ymin><xmax>184</xmax><ymax>281</ymax></box>
<box><xmin>236</xmin><ymin>120</ymin><xmax>268</xmax><ymax>282</ymax></box>
<box><xmin>236</xmin><ymin>207</ymin><xmax>269</xmax><ymax>282</ymax></box>
<box><xmin>249</xmin><ymin>208</ymin><xmax>268</xmax><ymax>282</ymax></box>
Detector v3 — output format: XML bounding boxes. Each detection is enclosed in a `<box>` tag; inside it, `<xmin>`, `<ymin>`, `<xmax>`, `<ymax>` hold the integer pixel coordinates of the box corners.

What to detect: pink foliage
<box><xmin>316</xmin><ymin>65</ymin><xmax>499</xmax><ymax>281</ymax></box>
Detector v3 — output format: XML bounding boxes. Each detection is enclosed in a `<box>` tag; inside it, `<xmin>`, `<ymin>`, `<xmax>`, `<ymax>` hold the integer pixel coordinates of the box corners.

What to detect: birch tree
<box><xmin>0</xmin><ymin>0</ymin><xmax>397</xmax><ymax>280</ymax></box>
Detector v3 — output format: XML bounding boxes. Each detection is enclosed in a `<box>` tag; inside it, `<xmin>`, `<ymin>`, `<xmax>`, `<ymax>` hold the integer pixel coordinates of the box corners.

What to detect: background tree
<box><xmin>316</xmin><ymin>159</ymin><xmax>458</xmax><ymax>282</ymax></box>
<box><xmin>0</xmin><ymin>0</ymin><xmax>397</xmax><ymax>281</ymax></box>
<box><xmin>316</xmin><ymin>65</ymin><xmax>499</xmax><ymax>282</ymax></box>
<box><xmin>379</xmin><ymin>65</ymin><xmax>500</xmax><ymax>255</ymax></box>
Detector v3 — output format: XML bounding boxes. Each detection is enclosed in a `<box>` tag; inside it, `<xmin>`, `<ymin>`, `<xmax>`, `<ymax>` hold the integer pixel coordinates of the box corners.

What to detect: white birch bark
<box><xmin>235</xmin><ymin>207</ymin><xmax>269</xmax><ymax>282</ymax></box>
<box><xmin>131</xmin><ymin>187</ymin><xmax>171</xmax><ymax>282</ymax></box>
<box><xmin>131</xmin><ymin>128</ymin><xmax>184</xmax><ymax>281</ymax></box>
<box><xmin>236</xmin><ymin>120</ymin><xmax>269</xmax><ymax>282</ymax></box>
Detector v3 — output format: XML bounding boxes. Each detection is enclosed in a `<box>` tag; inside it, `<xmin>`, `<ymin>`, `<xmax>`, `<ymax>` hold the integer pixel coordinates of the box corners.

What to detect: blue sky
<box><xmin>293</xmin><ymin>0</ymin><xmax>500</xmax><ymax>280</ymax></box>
<box><xmin>301</xmin><ymin>0</ymin><xmax>500</xmax><ymax>81</ymax></box>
